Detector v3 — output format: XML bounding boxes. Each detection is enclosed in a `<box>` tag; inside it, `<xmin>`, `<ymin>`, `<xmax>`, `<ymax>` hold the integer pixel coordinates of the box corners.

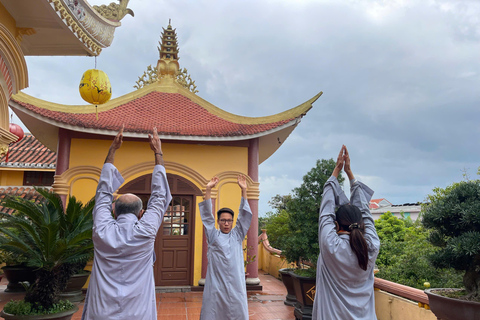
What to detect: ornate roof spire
<box><xmin>157</xmin><ymin>20</ymin><xmax>180</xmax><ymax>77</ymax></box>
<box><xmin>134</xmin><ymin>22</ymin><xmax>198</xmax><ymax>93</ymax></box>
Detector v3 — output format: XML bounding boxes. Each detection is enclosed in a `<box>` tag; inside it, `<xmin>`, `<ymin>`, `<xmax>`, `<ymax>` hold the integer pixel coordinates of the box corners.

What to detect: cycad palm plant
<box><xmin>0</xmin><ymin>188</ymin><xmax>94</xmax><ymax>311</ymax></box>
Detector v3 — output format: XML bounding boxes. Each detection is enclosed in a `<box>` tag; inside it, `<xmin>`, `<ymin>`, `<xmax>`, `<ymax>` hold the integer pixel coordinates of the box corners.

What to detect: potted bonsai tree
<box><xmin>422</xmin><ymin>179</ymin><xmax>480</xmax><ymax>320</ymax></box>
<box><xmin>0</xmin><ymin>187</ymin><xmax>94</xmax><ymax>319</ymax></box>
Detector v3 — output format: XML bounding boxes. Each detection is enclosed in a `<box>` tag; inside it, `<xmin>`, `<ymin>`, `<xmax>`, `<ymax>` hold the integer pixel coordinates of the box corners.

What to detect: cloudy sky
<box><xmin>13</xmin><ymin>0</ymin><xmax>480</xmax><ymax>215</ymax></box>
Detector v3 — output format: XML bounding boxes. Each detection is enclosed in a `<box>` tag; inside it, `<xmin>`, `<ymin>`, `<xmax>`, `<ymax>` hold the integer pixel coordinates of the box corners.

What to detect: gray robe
<box><xmin>199</xmin><ymin>198</ymin><xmax>252</xmax><ymax>320</ymax></box>
<box><xmin>312</xmin><ymin>176</ymin><xmax>380</xmax><ymax>320</ymax></box>
<box><xmin>82</xmin><ymin>163</ymin><xmax>172</xmax><ymax>320</ymax></box>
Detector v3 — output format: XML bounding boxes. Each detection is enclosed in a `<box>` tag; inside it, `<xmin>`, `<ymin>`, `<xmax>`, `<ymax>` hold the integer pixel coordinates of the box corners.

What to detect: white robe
<box><xmin>312</xmin><ymin>176</ymin><xmax>380</xmax><ymax>320</ymax></box>
<box><xmin>199</xmin><ymin>198</ymin><xmax>252</xmax><ymax>320</ymax></box>
<box><xmin>82</xmin><ymin>163</ymin><xmax>172</xmax><ymax>320</ymax></box>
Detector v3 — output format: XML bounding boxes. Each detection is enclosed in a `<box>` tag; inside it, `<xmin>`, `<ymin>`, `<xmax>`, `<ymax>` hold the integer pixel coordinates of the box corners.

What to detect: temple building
<box><xmin>6</xmin><ymin>16</ymin><xmax>320</xmax><ymax>286</ymax></box>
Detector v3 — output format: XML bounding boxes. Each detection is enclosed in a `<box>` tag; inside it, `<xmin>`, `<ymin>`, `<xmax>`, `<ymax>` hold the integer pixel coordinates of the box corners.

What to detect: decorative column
<box><xmin>198</xmin><ymin>193</ymin><xmax>216</xmax><ymax>286</ymax></box>
<box><xmin>246</xmin><ymin>138</ymin><xmax>260</xmax><ymax>285</ymax></box>
<box><xmin>0</xmin><ymin>26</ymin><xmax>29</xmax><ymax>157</ymax></box>
<box><xmin>52</xmin><ymin>128</ymin><xmax>71</xmax><ymax>208</ymax></box>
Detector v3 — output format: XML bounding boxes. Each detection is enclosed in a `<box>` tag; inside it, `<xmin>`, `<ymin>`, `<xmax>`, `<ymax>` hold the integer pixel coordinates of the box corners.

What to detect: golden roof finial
<box><xmin>156</xmin><ymin>21</ymin><xmax>180</xmax><ymax>78</ymax></box>
<box><xmin>134</xmin><ymin>22</ymin><xmax>198</xmax><ymax>93</ymax></box>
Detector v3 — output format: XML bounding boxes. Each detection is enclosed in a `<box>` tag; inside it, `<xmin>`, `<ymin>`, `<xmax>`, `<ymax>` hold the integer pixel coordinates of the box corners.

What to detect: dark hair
<box><xmin>217</xmin><ymin>207</ymin><xmax>234</xmax><ymax>220</ymax></box>
<box><xmin>336</xmin><ymin>204</ymin><xmax>369</xmax><ymax>271</ymax></box>
<box><xmin>115</xmin><ymin>197</ymin><xmax>143</xmax><ymax>218</ymax></box>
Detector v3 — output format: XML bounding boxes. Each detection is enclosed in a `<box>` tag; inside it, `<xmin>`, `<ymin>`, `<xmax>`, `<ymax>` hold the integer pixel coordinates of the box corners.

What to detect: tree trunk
<box><xmin>463</xmin><ymin>264</ymin><xmax>480</xmax><ymax>299</ymax></box>
<box><xmin>24</xmin><ymin>269</ymin><xmax>58</xmax><ymax>310</ymax></box>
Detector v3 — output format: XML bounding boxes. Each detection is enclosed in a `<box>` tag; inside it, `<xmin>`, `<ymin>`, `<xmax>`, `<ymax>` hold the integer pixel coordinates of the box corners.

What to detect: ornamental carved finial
<box><xmin>93</xmin><ymin>0</ymin><xmax>134</xmax><ymax>21</ymax></box>
<box><xmin>0</xmin><ymin>144</ymin><xmax>8</xmax><ymax>158</ymax></box>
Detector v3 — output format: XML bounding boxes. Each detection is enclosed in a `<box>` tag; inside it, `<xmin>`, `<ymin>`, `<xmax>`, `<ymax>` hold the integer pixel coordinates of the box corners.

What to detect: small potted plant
<box><xmin>0</xmin><ymin>188</ymin><xmax>94</xmax><ymax>319</ymax></box>
<box><xmin>422</xmin><ymin>179</ymin><xmax>480</xmax><ymax>320</ymax></box>
<box><xmin>0</xmin><ymin>250</ymin><xmax>36</xmax><ymax>293</ymax></box>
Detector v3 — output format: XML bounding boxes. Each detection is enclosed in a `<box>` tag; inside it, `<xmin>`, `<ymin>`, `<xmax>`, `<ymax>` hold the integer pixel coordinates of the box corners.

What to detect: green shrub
<box><xmin>422</xmin><ymin>179</ymin><xmax>480</xmax><ymax>298</ymax></box>
<box><xmin>375</xmin><ymin>212</ymin><xmax>463</xmax><ymax>290</ymax></box>
<box><xmin>3</xmin><ymin>300</ymin><xmax>74</xmax><ymax>315</ymax></box>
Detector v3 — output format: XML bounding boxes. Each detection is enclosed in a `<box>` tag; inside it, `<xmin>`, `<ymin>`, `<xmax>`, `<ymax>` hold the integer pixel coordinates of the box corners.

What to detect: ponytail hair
<box><xmin>336</xmin><ymin>204</ymin><xmax>369</xmax><ymax>271</ymax></box>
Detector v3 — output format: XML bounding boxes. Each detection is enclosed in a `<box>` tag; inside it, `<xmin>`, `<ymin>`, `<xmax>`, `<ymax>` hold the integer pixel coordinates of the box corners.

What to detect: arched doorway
<box><xmin>118</xmin><ymin>173</ymin><xmax>202</xmax><ymax>286</ymax></box>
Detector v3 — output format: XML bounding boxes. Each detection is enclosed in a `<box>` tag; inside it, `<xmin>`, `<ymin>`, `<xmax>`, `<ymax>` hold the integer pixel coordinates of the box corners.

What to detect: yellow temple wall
<box><xmin>67</xmin><ymin>138</ymin><xmax>249</xmax><ymax>286</ymax></box>
<box><xmin>0</xmin><ymin>169</ymin><xmax>24</xmax><ymax>186</ymax></box>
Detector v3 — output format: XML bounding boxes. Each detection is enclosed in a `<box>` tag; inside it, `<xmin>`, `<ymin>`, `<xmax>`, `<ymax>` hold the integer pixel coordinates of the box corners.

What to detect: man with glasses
<box><xmin>199</xmin><ymin>175</ymin><xmax>252</xmax><ymax>320</ymax></box>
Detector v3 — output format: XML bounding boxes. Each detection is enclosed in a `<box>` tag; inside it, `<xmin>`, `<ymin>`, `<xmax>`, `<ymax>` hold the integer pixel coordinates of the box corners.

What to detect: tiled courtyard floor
<box><xmin>0</xmin><ymin>271</ymin><xmax>295</xmax><ymax>320</ymax></box>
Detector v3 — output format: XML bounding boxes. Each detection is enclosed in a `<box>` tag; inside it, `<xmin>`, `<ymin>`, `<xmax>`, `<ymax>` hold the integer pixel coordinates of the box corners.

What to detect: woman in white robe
<box><xmin>312</xmin><ymin>145</ymin><xmax>380</xmax><ymax>320</ymax></box>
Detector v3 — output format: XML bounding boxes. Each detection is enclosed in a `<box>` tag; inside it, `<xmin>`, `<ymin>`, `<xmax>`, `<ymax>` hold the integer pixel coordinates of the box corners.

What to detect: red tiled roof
<box><xmin>13</xmin><ymin>92</ymin><xmax>293</xmax><ymax>137</ymax></box>
<box><xmin>0</xmin><ymin>133</ymin><xmax>56</xmax><ymax>168</ymax></box>
<box><xmin>0</xmin><ymin>186</ymin><xmax>48</xmax><ymax>214</ymax></box>
<box><xmin>370</xmin><ymin>198</ymin><xmax>392</xmax><ymax>210</ymax></box>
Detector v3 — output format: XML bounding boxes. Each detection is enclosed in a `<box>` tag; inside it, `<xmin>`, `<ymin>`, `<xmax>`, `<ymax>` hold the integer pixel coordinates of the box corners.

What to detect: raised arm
<box><xmin>138</xmin><ymin>127</ymin><xmax>172</xmax><ymax>236</ymax></box>
<box><xmin>104</xmin><ymin>125</ymin><xmax>123</xmax><ymax>164</ymax></box>
<box><xmin>344</xmin><ymin>146</ymin><xmax>380</xmax><ymax>255</ymax></box>
<box><xmin>149</xmin><ymin>127</ymin><xmax>164</xmax><ymax>166</ymax></box>
<box><xmin>94</xmin><ymin>127</ymin><xmax>126</xmax><ymax>232</ymax></box>
<box><xmin>204</xmin><ymin>176</ymin><xmax>219</xmax><ymax>201</ymax></box>
<box><xmin>319</xmin><ymin>147</ymin><xmax>349</xmax><ymax>244</ymax></box>
<box><xmin>234</xmin><ymin>174</ymin><xmax>252</xmax><ymax>240</ymax></box>
<box><xmin>199</xmin><ymin>177</ymin><xmax>219</xmax><ymax>242</ymax></box>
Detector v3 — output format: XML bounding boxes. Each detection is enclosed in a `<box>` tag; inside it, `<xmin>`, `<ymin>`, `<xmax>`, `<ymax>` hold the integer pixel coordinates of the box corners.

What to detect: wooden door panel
<box><xmin>154</xmin><ymin>195</ymin><xmax>193</xmax><ymax>286</ymax></box>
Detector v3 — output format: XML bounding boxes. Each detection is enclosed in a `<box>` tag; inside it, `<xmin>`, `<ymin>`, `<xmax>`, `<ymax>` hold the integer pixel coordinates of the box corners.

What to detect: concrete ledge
<box><xmin>375</xmin><ymin>290</ymin><xmax>437</xmax><ymax>320</ymax></box>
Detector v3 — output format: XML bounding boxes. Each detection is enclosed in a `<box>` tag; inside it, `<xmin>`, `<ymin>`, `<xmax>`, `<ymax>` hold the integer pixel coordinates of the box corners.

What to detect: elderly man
<box><xmin>81</xmin><ymin>127</ymin><xmax>172</xmax><ymax>320</ymax></box>
<box><xmin>199</xmin><ymin>175</ymin><xmax>252</xmax><ymax>320</ymax></box>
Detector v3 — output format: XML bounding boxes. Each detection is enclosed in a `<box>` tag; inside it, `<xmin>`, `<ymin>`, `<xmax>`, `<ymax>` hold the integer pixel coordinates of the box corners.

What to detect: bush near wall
<box><xmin>375</xmin><ymin>212</ymin><xmax>463</xmax><ymax>290</ymax></box>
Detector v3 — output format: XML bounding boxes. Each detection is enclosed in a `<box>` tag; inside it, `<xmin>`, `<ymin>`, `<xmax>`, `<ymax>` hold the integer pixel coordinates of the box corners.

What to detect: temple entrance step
<box><xmin>155</xmin><ymin>286</ymin><xmax>191</xmax><ymax>293</ymax></box>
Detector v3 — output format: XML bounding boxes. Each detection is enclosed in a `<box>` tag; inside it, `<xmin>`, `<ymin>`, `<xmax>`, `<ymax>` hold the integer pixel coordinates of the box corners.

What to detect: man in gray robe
<box><xmin>199</xmin><ymin>175</ymin><xmax>252</xmax><ymax>320</ymax></box>
<box><xmin>312</xmin><ymin>145</ymin><xmax>380</xmax><ymax>320</ymax></box>
<box><xmin>82</xmin><ymin>127</ymin><xmax>172</xmax><ymax>320</ymax></box>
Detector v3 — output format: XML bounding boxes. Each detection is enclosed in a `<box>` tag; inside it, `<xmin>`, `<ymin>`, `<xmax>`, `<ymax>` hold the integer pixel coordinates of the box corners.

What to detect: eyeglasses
<box><xmin>219</xmin><ymin>219</ymin><xmax>234</xmax><ymax>224</ymax></box>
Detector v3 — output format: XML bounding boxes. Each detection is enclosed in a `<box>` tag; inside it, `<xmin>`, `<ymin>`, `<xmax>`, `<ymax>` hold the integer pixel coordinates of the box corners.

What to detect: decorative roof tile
<box><xmin>0</xmin><ymin>186</ymin><xmax>49</xmax><ymax>214</ymax></box>
<box><xmin>13</xmin><ymin>92</ymin><xmax>293</xmax><ymax>137</ymax></box>
<box><xmin>0</xmin><ymin>133</ymin><xmax>56</xmax><ymax>168</ymax></box>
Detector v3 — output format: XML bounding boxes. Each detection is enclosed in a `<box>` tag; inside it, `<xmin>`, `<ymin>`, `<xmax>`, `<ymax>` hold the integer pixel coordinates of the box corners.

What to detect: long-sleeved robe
<box><xmin>312</xmin><ymin>177</ymin><xmax>380</xmax><ymax>320</ymax></box>
<box><xmin>81</xmin><ymin>163</ymin><xmax>172</xmax><ymax>320</ymax></box>
<box><xmin>199</xmin><ymin>198</ymin><xmax>252</xmax><ymax>320</ymax></box>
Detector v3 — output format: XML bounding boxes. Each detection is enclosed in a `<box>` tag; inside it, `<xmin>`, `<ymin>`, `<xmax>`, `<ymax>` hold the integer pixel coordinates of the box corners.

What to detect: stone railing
<box><xmin>257</xmin><ymin>229</ymin><xmax>437</xmax><ymax>320</ymax></box>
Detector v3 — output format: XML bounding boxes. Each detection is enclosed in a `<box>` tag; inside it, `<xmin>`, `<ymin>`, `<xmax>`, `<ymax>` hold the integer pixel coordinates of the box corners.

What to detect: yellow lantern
<box><xmin>79</xmin><ymin>69</ymin><xmax>112</xmax><ymax>120</ymax></box>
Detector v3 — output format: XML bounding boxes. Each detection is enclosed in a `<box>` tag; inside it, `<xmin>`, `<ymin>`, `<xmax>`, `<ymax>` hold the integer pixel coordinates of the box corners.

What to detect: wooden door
<box><xmin>154</xmin><ymin>195</ymin><xmax>193</xmax><ymax>286</ymax></box>
<box><xmin>118</xmin><ymin>173</ymin><xmax>201</xmax><ymax>286</ymax></box>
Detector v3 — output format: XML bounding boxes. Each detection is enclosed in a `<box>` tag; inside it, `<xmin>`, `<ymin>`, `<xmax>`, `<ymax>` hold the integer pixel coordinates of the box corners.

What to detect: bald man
<box><xmin>82</xmin><ymin>127</ymin><xmax>172</xmax><ymax>320</ymax></box>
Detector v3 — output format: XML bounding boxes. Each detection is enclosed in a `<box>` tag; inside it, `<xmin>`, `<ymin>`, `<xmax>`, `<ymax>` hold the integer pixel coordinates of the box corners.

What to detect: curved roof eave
<box><xmin>10</xmin><ymin>100</ymin><xmax>302</xmax><ymax>155</ymax></box>
<box><xmin>11</xmin><ymin>84</ymin><xmax>322</xmax><ymax>125</ymax></box>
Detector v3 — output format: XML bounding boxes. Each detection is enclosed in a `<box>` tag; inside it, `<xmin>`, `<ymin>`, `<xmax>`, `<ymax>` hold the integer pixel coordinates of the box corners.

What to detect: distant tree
<box><xmin>282</xmin><ymin>159</ymin><xmax>344</xmax><ymax>265</ymax></box>
<box><xmin>262</xmin><ymin>209</ymin><xmax>291</xmax><ymax>251</ymax></box>
<box><xmin>375</xmin><ymin>211</ymin><xmax>463</xmax><ymax>290</ymax></box>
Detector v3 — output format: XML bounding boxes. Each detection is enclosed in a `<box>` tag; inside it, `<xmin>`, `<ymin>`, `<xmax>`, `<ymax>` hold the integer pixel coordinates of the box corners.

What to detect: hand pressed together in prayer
<box><xmin>332</xmin><ymin>145</ymin><xmax>355</xmax><ymax>180</ymax></box>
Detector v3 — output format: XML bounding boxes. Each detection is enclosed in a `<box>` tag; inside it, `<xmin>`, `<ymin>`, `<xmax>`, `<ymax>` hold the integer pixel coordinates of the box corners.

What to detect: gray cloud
<box><xmin>14</xmin><ymin>0</ymin><xmax>480</xmax><ymax>215</ymax></box>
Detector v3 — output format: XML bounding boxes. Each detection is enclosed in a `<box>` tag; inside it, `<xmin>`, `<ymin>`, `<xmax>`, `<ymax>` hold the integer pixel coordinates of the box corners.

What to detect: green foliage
<box><xmin>282</xmin><ymin>159</ymin><xmax>344</xmax><ymax>265</ymax></box>
<box><xmin>375</xmin><ymin>212</ymin><xmax>463</xmax><ymax>290</ymax></box>
<box><xmin>293</xmin><ymin>267</ymin><xmax>316</xmax><ymax>278</ymax></box>
<box><xmin>0</xmin><ymin>188</ymin><xmax>94</xmax><ymax>311</ymax></box>
<box><xmin>422</xmin><ymin>179</ymin><xmax>480</xmax><ymax>297</ymax></box>
<box><xmin>3</xmin><ymin>299</ymin><xmax>74</xmax><ymax>316</ymax></box>
<box><xmin>262</xmin><ymin>209</ymin><xmax>291</xmax><ymax>251</ymax></box>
